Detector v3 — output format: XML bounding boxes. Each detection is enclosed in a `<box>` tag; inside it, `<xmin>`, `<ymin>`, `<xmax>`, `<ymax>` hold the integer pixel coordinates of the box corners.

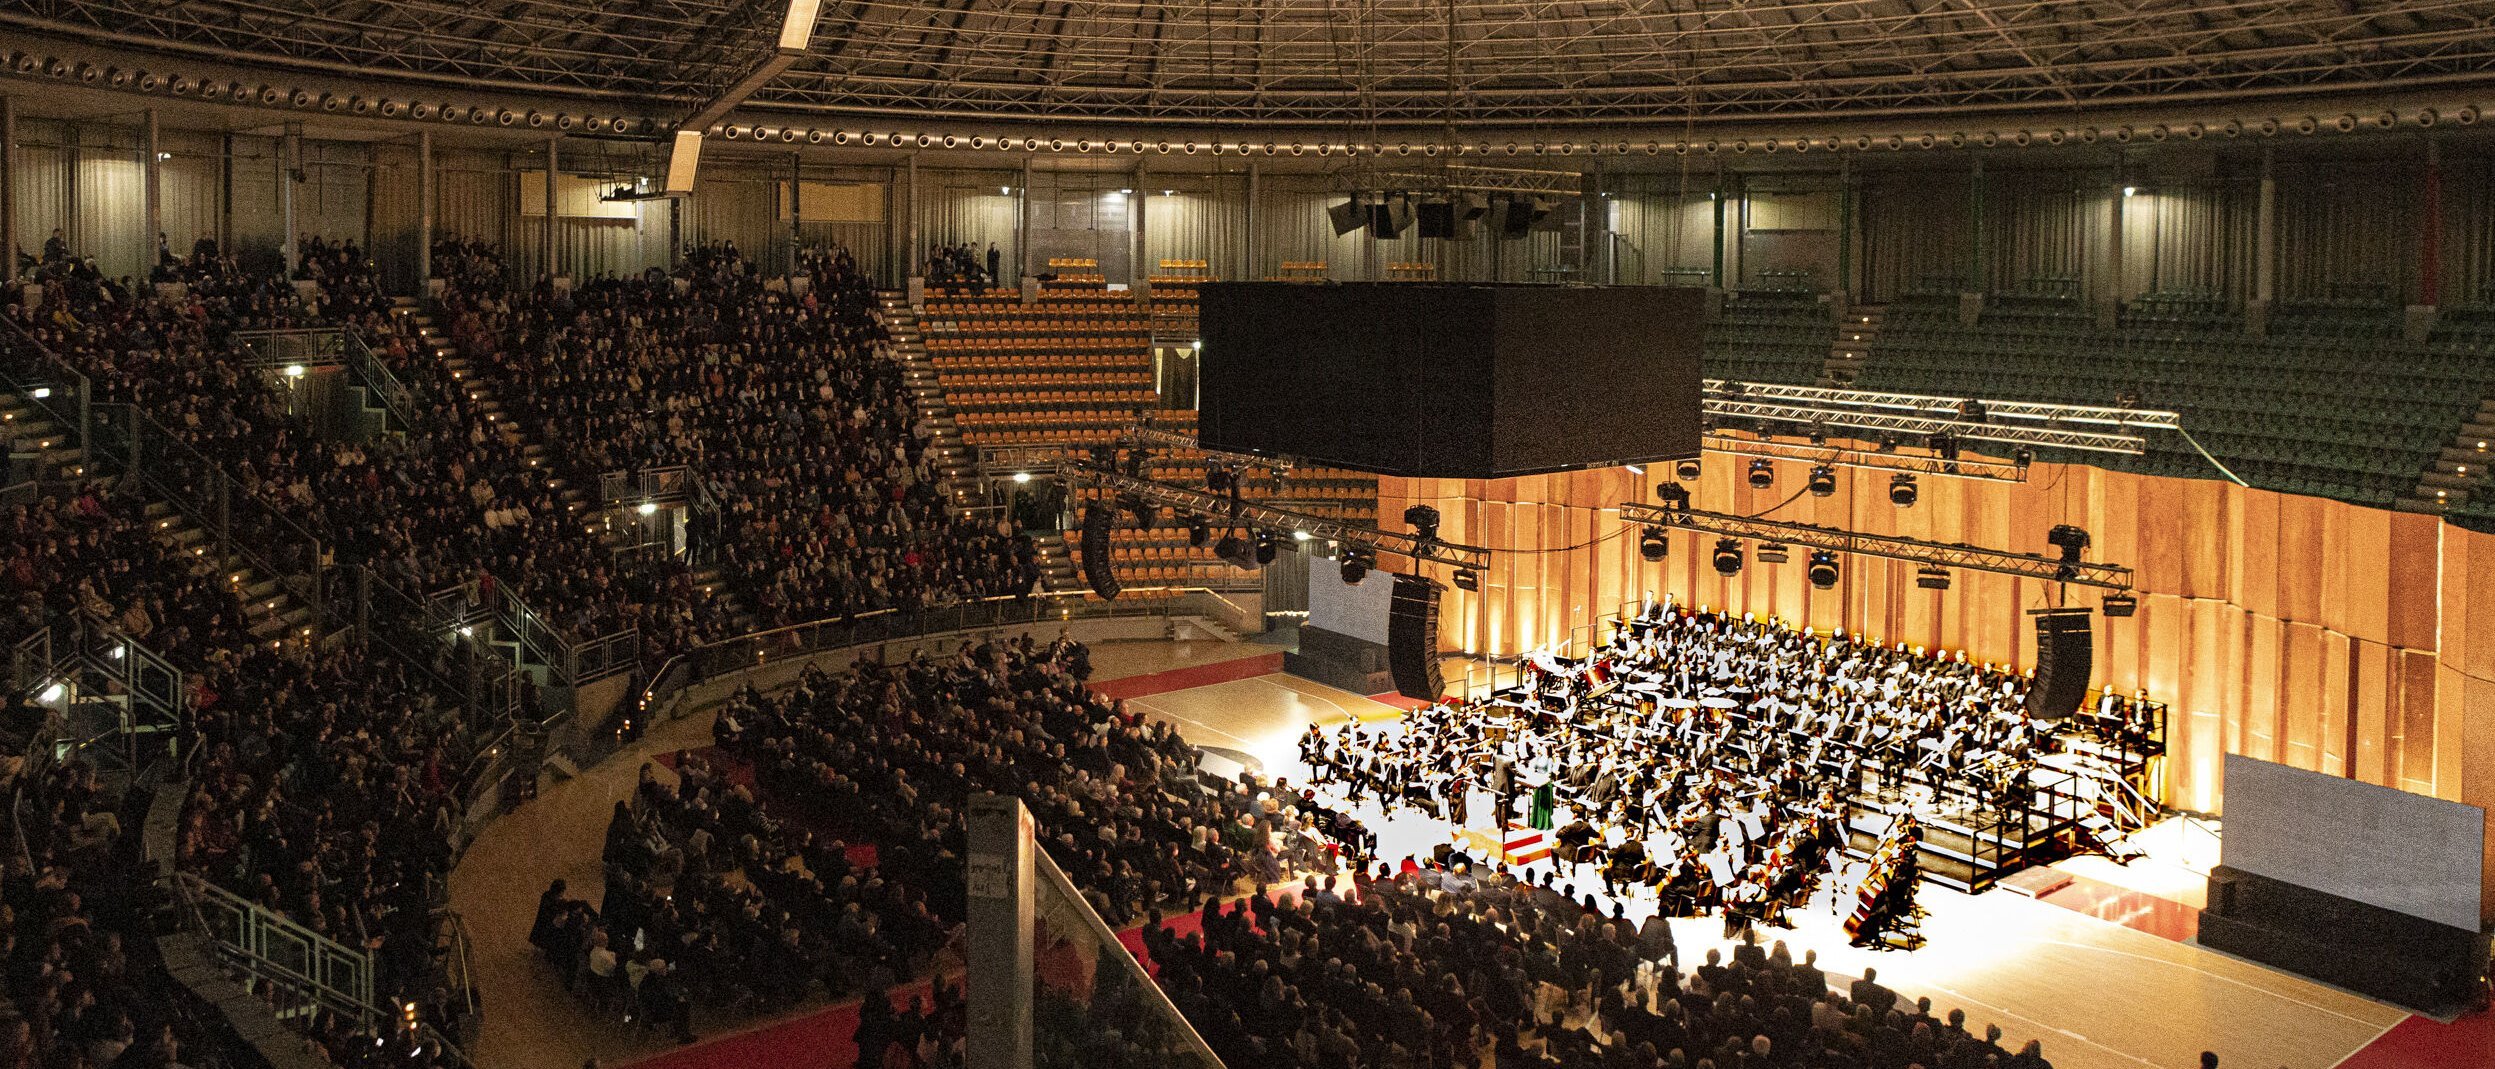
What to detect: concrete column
<box><xmin>1016</xmin><ymin>155</ymin><xmax>1033</xmax><ymax>278</ymax></box>
<box><xmin>2254</xmin><ymin>148</ymin><xmax>2276</xmax><ymax>304</ymax></box>
<box><xmin>142</xmin><ymin>109</ymin><xmax>160</xmax><ymax>272</ymax></box>
<box><xmin>2098</xmin><ymin>156</ymin><xmax>2125</xmax><ymax>331</ymax></box>
<box><xmin>1132</xmin><ymin>160</ymin><xmax>1148</xmax><ymax>293</ymax></box>
<box><xmin>964</xmin><ymin>794</ymin><xmax>1035</xmax><ymax>1069</ymax></box>
<box><xmin>905</xmin><ymin>152</ymin><xmax>919</xmax><ymax>277</ymax></box>
<box><xmin>541</xmin><ymin>138</ymin><xmax>558</xmax><ymax>280</ymax></box>
<box><xmin>1709</xmin><ymin>185</ymin><xmax>1727</xmax><ymax>289</ymax></box>
<box><xmin>1244</xmin><ymin>163</ymin><xmax>1259</xmax><ymax>280</ymax></box>
<box><xmin>1</xmin><ymin>95</ymin><xmax>18</xmax><ymax>275</ymax></box>
<box><xmin>417</xmin><ymin>130</ymin><xmax>434</xmax><ymax>288</ymax></box>
<box><xmin>1967</xmin><ymin>156</ymin><xmax>1986</xmax><ymax>292</ymax></box>
<box><xmin>788</xmin><ymin>150</ymin><xmax>804</xmax><ymax>273</ymax></box>
<box><xmin>2421</xmin><ymin>138</ymin><xmax>2443</xmax><ymax>308</ymax></box>
<box><xmin>281</xmin><ymin>126</ymin><xmax>301</xmax><ymax>272</ymax></box>
<box><xmin>1834</xmin><ymin>156</ymin><xmax>1855</xmax><ymax>309</ymax></box>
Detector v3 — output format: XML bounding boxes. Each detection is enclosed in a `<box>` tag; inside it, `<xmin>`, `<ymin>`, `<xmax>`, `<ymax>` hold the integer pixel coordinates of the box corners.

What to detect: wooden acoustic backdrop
<box><xmin>1380</xmin><ymin>449</ymin><xmax>2495</xmax><ymax>917</ymax></box>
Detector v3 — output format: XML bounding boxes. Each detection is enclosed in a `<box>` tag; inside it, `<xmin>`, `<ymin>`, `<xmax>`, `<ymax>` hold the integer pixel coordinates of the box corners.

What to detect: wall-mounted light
<box><xmin>283</xmin><ymin>363</ymin><xmax>306</xmax><ymax>378</ymax></box>
<box><xmin>638</xmin><ymin>501</ymin><xmax>658</xmax><ymax>516</ymax></box>
<box><xmin>155</xmin><ymin>151</ymin><xmax>173</xmax><ymax>161</ymax></box>
<box><xmin>2122</xmin><ymin>186</ymin><xmax>2138</xmax><ymax>197</ymax></box>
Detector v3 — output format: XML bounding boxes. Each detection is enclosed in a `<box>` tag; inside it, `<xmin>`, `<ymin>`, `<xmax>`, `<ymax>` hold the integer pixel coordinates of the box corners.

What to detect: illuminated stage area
<box><xmin>1100</xmin><ymin>639</ymin><xmax>2461</xmax><ymax>1069</ymax></box>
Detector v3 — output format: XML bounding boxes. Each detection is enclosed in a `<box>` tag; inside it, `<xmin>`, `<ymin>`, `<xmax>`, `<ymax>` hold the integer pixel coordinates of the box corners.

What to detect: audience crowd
<box><xmin>460</xmin><ymin>241</ymin><xmax>1034</xmax><ymax>631</ymax></box>
<box><xmin>1132</xmin><ymin>868</ymin><xmax>2058</xmax><ymax>1069</ymax></box>
<box><xmin>525</xmin><ymin>633</ymin><xmax>1334</xmax><ymax>1055</ymax></box>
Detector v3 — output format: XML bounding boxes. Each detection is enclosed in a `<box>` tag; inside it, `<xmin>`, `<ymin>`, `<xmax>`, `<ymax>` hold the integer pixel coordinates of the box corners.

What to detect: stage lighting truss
<box><xmin>1125</xmin><ymin>427</ymin><xmax>1297</xmax><ymax>478</ymax></box>
<box><xmin>1620</xmin><ymin>501</ymin><xmax>2135</xmax><ymax>590</ymax></box>
<box><xmin>1702</xmin><ymin>433</ymin><xmax>2028</xmax><ymax>482</ymax></box>
<box><xmin>1058</xmin><ymin>462</ymin><xmax>1491</xmax><ymax>572</ymax></box>
<box><xmin>1705</xmin><ymin>380</ymin><xmax>2180</xmax><ymax>456</ymax></box>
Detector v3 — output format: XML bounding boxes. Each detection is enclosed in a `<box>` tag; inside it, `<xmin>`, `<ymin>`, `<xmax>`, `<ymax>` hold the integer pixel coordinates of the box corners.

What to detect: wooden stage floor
<box><xmin>446</xmin><ymin>638</ymin><xmax>2478</xmax><ymax>1069</ymax></box>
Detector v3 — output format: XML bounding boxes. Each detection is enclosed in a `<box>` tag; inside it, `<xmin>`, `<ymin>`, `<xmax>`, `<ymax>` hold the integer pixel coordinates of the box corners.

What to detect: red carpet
<box><xmin>1089</xmin><ymin>652</ymin><xmax>1283</xmax><ymax>701</ymax></box>
<box><xmin>621</xmin><ymin>983</ymin><xmax>927</xmax><ymax>1069</ymax></box>
<box><xmin>2334</xmin><ymin>1009</ymin><xmax>2495</xmax><ymax>1069</ymax></box>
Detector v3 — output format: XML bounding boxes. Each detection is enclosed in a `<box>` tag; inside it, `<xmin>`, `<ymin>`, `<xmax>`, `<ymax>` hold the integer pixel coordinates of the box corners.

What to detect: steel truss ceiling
<box><xmin>5</xmin><ymin>1</ymin><xmax>2495</xmax><ymax>127</ymax></box>
<box><xmin>1619</xmin><ymin>502</ymin><xmax>2135</xmax><ymax>589</ymax></box>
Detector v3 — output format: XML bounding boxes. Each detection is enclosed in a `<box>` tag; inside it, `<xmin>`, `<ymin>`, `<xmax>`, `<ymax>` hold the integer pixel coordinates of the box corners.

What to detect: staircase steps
<box><xmin>875</xmin><ymin>294</ymin><xmax>982</xmax><ymax>510</ymax></box>
<box><xmin>2395</xmin><ymin>396</ymin><xmax>2495</xmax><ymax>513</ymax></box>
<box><xmin>1818</xmin><ymin>305</ymin><xmax>1882</xmax><ymax>387</ymax></box>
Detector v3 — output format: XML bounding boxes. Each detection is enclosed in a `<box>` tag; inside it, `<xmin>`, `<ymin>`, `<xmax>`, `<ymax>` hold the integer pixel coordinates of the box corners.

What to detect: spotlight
<box><xmin>2102</xmin><ymin>592</ymin><xmax>2138</xmax><ymax>618</ymax></box>
<box><xmin>1328</xmin><ymin>197</ymin><xmax>1368</xmax><ymax>235</ymax></box>
<box><xmin>1675</xmin><ymin>459</ymin><xmax>1701</xmax><ymax>481</ymax></box>
<box><xmin>1889</xmin><ymin>473</ymin><xmax>1918</xmax><ymax>507</ymax></box>
<box><xmin>1638</xmin><ymin>526</ymin><xmax>1668</xmax><ymax>562</ymax></box>
<box><xmin>1188</xmin><ymin>519</ymin><xmax>1210</xmax><ymax>547</ymax></box>
<box><xmin>1339</xmin><ymin>548</ymin><xmax>1374</xmax><ymax>585</ymax></box>
<box><xmin>1756</xmin><ymin>542</ymin><xmax>1791</xmax><ymax>565</ymax></box>
<box><xmin>1807</xmin><ymin>464</ymin><xmax>1837</xmax><ymax>497</ymax></box>
<box><xmin>1214</xmin><ymin>533</ymin><xmax>1252</xmax><ymax>568</ymax></box>
<box><xmin>1807</xmin><ymin>419</ymin><xmax>1829</xmax><ymax>447</ymax></box>
<box><xmin>2014</xmin><ymin>446</ymin><xmax>2035</xmax><ymax>469</ymax></box>
<box><xmin>1806</xmin><ymin>550</ymin><xmax>1840</xmax><ymax>589</ymax></box>
<box><xmin>1656</xmin><ymin>482</ymin><xmax>1692</xmax><ymax>511</ymax></box>
<box><xmin>1256</xmin><ymin>532</ymin><xmax>1280</xmax><ymax>564</ymax></box>
<box><xmin>1452</xmin><ymin>568</ymin><xmax>1479</xmax><ymax>592</ymax></box>
<box><xmin>1711</xmin><ymin>538</ymin><xmax>1745</xmax><ymax>577</ymax></box>
<box><xmin>1403</xmin><ymin>504</ymin><xmax>1441</xmax><ymax>542</ymax></box>
<box><xmin>1915</xmin><ymin>566</ymin><xmax>1952</xmax><ymax>590</ymax></box>
<box><xmin>2047</xmin><ymin>524</ymin><xmax>2091</xmax><ymax>565</ymax></box>
<box><xmin>1747</xmin><ymin>458</ymin><xmax>1775</xmax><ymax>489</ymax></box>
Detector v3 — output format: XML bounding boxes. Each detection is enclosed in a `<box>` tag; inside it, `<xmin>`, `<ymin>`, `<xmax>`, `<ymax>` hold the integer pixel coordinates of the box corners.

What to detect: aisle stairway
<box><xmin>1820</xmin><ymin>305</ymin><xmax>1883</xmax><ymax>386</ymax></box>
<box><xmin>4</xmin><ymin>391</ymin><xmax>317</xmax><ymax>645</ymax></box>
<box><xmin>2401</xmin><ymin>394</ymin><xmax>2495</xmax><ymax>515</ymax></box>
<box><xmin>388</xmin><ymin>299</ymin><xmax>737</xmax><ymax>655</ymax></box>
<box><xmin>873</xmin><ymin>294</ymin><xmax>981</xmax><ymax>506</ymax></box>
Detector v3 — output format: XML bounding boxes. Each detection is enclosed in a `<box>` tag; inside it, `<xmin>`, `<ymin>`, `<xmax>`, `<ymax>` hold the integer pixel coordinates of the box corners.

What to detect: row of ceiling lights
<box><xmin>711</xmin><ymin>108</ymin><xmax>2481</xmax><ymax>155</ymax></box>
<box><xmin>5</xmin><ymin>50</ymin><xmax>2481</xmax><ymax>155</ymax></box>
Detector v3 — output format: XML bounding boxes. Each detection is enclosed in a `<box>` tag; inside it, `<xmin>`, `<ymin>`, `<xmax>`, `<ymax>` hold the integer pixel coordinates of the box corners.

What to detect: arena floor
<box><xmin>448</xmin><ymin>637</ymin><xmax>2487</xmax><ymax>1069</ymax></box>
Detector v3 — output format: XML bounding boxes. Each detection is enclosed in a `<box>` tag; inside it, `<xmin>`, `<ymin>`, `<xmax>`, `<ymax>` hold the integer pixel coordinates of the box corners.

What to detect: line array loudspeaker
<box><xmin>2024</xmin><ymin>608</ymin><xmax>2093</xmax><ymax>719</ymax></box>
<box><xmin>1080</xmin><ymin>507</ymin><xmax>1121</xmax><ymax>601</ymax></box>
<box><xmin>1387</xmin><ymin>574</ymin><xmax>1443</xmax><ymax>700</ymax></box>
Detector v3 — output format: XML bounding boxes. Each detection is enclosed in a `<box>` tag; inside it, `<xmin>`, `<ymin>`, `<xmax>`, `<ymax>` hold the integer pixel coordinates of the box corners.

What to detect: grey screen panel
<box><xmin>2220</xmin><ymin>754</ymin><xmax>2486</xmax><ymax>931</ymax></box>
<box><xmin>1306</xmin><ymin>560</ymin><xmax>1395</xmax><ymax>646</ymax></box>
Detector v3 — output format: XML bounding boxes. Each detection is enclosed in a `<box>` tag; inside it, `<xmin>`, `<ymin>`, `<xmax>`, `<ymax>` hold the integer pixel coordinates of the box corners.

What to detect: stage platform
<box><xmin>444</xmin><ymin>639</ymin><xmax>2484</xmax><ymax>1069</ymax></box>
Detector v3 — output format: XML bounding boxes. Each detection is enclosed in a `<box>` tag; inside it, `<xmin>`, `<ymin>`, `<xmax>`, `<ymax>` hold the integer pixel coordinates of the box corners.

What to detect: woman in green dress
<box><xmin>1529</xmin><ymin>780</ymin><xmax>1557</xmax><ymax>830</ymax></box>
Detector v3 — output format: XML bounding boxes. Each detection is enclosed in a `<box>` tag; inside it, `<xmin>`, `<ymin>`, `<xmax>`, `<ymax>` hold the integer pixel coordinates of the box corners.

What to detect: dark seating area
<box><xmin>1855</xmin><ymin>301</ymin><xmax>2495</xmax><ymax>507</ymax></box>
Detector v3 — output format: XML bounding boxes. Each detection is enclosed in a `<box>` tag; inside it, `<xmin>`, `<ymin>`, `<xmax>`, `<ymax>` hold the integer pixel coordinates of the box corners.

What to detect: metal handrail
<box><xmin>171</xmin><ymin>870</ymin><xmax>380</xmax><ymax>1026</ymax></box>
<box><xmin>231</xmin><ymin>328</ymin><xmax>349</xmax><ymax>369</ymax></box>
<box><xmin>341</xmin><ymin>327</ymin><xmax>421</xmax><ymax>430</ymax></box>
<box><xmin>0</xmin><ymin>312</ymin><xmax>94</xmax><ymax>456</ymax></box>
<box><xmin>89</xmin><ymin>402</ymin><xmax>329</xmax><ymax>618</ymax></box>
<box><xmin>634</xmin><ymin>586</ymin><xmax>1250</xmax><ymax>719</ymax></box>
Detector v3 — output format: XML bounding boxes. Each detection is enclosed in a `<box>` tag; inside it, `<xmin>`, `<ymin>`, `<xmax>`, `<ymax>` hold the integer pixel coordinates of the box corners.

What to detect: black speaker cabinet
<box><xmin>1079</xmin><ymin>508</ymin><xmax>1121</xmax><ymax>601</ymax></box>
<box><xmin>1388</xmin><ymin>574</ymin><xmax>1443</xmax><ymax>700</ymax></box>
<box><xmin>2199</xmin><ymin>865</ymin><xmax>2490</xmax><ymax>1015</ymax></box>
<box><xmin>2024</xmin><ymin>608</ymin><xmax>2093</xmax><ymax>719</ymax></box>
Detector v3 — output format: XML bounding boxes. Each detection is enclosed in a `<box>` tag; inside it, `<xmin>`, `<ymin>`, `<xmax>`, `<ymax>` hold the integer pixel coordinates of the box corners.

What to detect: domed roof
<box><xmin>7</xmin><ymin>0</ymin><xmax>2495</xmax><ymax>129</ymax></box>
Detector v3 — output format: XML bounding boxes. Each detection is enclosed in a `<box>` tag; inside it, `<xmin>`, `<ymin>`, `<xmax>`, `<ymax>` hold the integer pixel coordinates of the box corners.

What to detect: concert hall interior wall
<box><xmin>1379</xmin><ymin>455</ymin><xmax>2495</xmax><ymax>902</ymax></box>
